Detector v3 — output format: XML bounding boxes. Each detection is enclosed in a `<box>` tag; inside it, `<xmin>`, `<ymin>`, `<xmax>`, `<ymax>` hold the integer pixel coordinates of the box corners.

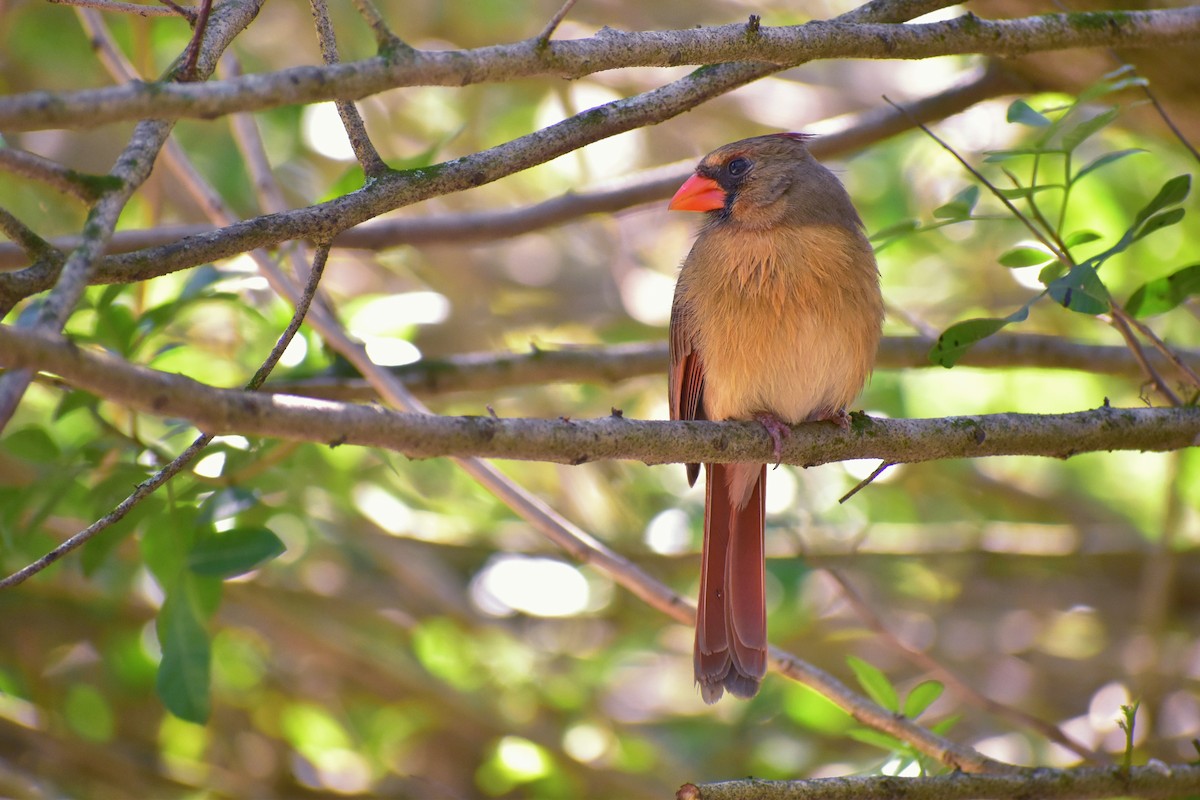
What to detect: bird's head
<box><xmin>669</xmin><ymin>133</ymin><xmax>840</xmax><ymax>231</ymax></box>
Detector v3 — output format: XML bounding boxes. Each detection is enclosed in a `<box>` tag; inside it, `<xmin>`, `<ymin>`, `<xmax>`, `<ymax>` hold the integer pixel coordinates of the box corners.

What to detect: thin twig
<box><xmin>838</xmin><ymin>461</ymin><xmax>894</xmax><ymax>504</ymax></box>
<box><xmin>537</xmin><ymin>0</ymin><xmax>579</xmax><ymax>45</ymax></box>
<box><xmin>0</xmin><ymin>245</ymin><xmax>330</xmax><ymax>590</ymax></box>
<box><xmin>309</xmin><ymin>0</ymin><xmax>389</xmax><ymax>177</ymax></box>
<box><xmin>1109</xmin><ymin>310</ymin><xmax>1182</xmax><ymax>406</ymax></box>
<box><xmin>1112</xmin><ymin>304</ymin><xmax>1200</xmax><ymax>393</ymax></box>
<box><xmin>884</xmin><ymin>96</ymin><xmax>1069</xmax><ymax>264</ymax></box>
<box><xmin>175</xmin><ymin>0</ymin><xmax>213</xmax><ymax>81</ymax></box>
<box><xmin>349</xmin><ymin>0</ymin><xmax>407</xmax><ymax>51</ymax></box>
<box><xmin>0</xmin><ymin>148</ymin><xmax>109</xmax><ymax>203</ymax></box>
<box><xmin>47</xmin><ymin>0</ymin><xmax>195</xmax><ymax>20</ymax></box>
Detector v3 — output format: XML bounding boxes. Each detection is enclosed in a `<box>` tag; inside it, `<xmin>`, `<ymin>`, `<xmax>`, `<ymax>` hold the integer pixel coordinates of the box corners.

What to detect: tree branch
<box><xmin>0</xmin><ymin>62</ymin><xmax>1016</xmax><ymax>274</ymax></box>
<box><xmin>2</xmin><ymin>8</ymin><xmax>1197</xmax><ymax>131</ymax></box>
<box><xmin>680</xmin><ymin>764</ymin><xmax>1200</xmax><ymax>800</ymax></box>
<box><xmin>0</xmin><ymin>0</ymin><xmax>264</xmax><ymax>430</ymax></box>
<box><xmin>263</xmin><ymin>335</ymin><xmax>1200</xmax><ymax>400</ymax></box>
<box><xmin>2</xmin><ymin>326</ymin><xmax>1197</xmax><ymax>467</ymax></box>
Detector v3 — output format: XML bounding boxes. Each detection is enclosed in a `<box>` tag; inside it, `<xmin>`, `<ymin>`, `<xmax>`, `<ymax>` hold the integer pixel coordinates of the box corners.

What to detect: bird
<box><xmin>667</xmin><ymin>133</ymin><xmax>883</xmax><ymax>703</ymax></box>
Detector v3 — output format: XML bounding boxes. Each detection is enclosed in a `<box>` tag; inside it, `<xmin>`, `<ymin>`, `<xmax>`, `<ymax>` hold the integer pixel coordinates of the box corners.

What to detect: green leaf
<box><xmin>1073</xmin><ymin>149</ymin><xmax>1145</xmax><ymax>183</ymax></box>
<box><xmin>869</xmin><ymin>219</ymin><xmax>919</xmax><ymax>242</ymax></box>
<box><xmin>1038</xmin><ymin>261</ymin><xmax>1068</xmax><ymax>284</ymax></box>
<box><xmin>929</xmin><ymin>305</ymin><xmax>1030</xmax><ymax>368</ymax></box>
<box><xmin>930</xmin><ymin>715</ymin><xmax>961</xmax><ymax>735</ymax></box>
<box><xmin>53</xmin><ymin>390</ymin><xmax>97</xmax><ymax>421</ymax></box>
<box><xmin>847</xmin><ymin>656</ymin><xmax>898</xmax><ymax>712</ymax></box>
<box><xmin>1063</xmin><ymin>230</ymin><xmax>1102</xmax><ymax>248</ymax></box>
<box><xmin>998</xmin><ymin>246</ymin><xmax>1054</xmax><ymax>268</ymax></box>
<box><xmin>1007</xmin><ymin>99</ymin><xmax>1051</xmax><ymax>127</ymax></box>
<box><xmin>847</xmin><ymin>727</ymin><xmax>902</xmax><ymax>751</ymax></box>
<box><xmin>1126</xmin><ymin>264</ymin><xmax>1200</xmax><ymax>318</ymax></box>
<box><xmin>1134</xmin><ymin>207</ymin><xmax>1186</xmax><ymax>242</ymax></box>
<box><xmin>983</xmin><ymin>147</ymin><xmax>1060</xmax><ymax>162</ymax></box>
<box><xmin>188</xmin><ymin>527</ymin><xmax>286</xmax><ymax>578</ymax></box>
<box><xmin>1048</xmin><ymin>263</ymin><xmax>1110</xmax><ymax>315</ymax></box>
<box><xmin>141</xmin><ymin>507</ymin><xmax>200</xmax><ymax>591</ymax></box>
<box><xmin>1060</xmin><ymin>107</ymin><xmax>1118</xmax><ymax>152</ymax></box>
<box><xmin>1133</xmin><ymin>175</ymin><xmax>1191</xmax><ymax>228</ymax></box>
<box><xmin>1</xmin><ymin>427</ymin><xmax>61</xmax><ymax>463</ymax></box>
<box><xmin>932</xmin><ymin>186</ymin><xmax>980</xmax><ymax>221</ymax></box>
<box><xmin>997</xmin><ymin>184</ymin><xmax>1060</xmax><ymax>200</ymax></box>
<box><xmin>156</xmin><ymin>586</ymin><xmax>212</xmax><ymax>723</ymax></box>
<box><xmin>903</xmin><ymin>680</ymin><xmax>945</xmax><ymax>718</ymax></box>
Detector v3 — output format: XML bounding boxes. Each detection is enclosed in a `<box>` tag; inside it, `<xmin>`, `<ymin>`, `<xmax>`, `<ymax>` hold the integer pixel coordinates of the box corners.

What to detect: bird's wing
<box><xmin>669</xmin><ymin>291</ymin><xmax>705</xmax><ymax>486</ymax></box>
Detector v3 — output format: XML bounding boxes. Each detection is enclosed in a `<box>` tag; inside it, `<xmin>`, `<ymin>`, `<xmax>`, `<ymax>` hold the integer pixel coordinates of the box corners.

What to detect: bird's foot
<box><xmin>823</xmin><ymin>408</ymin><xmax>851</xmax><ymax>431</ymax></box>
<box><xmin>754</xmin><ymin>412</ymin><xmax>792</xmax><ymax>467</ymax></box>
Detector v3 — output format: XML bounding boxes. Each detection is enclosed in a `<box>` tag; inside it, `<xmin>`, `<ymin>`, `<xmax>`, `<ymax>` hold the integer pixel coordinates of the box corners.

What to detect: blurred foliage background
<box><xmin>1</xmin><ymin>0</ymin><xmax>1199</xmax><ymax>797</ymax></box>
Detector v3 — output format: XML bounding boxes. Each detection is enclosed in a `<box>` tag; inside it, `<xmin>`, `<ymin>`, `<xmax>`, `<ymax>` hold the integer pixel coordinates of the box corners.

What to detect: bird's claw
<box><xmin>826</xmin><ymin>409</ymin><xmax>851</xmax><ymax>431</ymax></box>
<box><xmin>754</xmin><ymin>412</ymin><xmax>791</xmax><ymax>467</ymax></box>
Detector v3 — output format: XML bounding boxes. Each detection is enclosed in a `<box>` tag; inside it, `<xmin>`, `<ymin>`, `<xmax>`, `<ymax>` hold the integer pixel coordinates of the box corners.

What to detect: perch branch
<box><xmin>3</xmin><ymin>7</ymin><xmax>1198</xmax><ymax>131</ymax></box>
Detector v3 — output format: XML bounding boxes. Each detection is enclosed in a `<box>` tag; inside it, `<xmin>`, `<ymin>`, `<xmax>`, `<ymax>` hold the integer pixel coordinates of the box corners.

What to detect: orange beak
<box><xmin>668</xmin><ymin>174</ymin><xmax>726</xmax><ymax>212</ymax></box>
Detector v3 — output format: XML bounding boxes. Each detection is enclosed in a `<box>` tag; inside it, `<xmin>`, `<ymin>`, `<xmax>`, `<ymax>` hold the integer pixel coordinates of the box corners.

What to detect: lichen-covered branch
<box><xmin>0</xmin><ymin>63</ymin><xmax>1016</xmax><ymax>273</ymax></box>
<box><xmin>680</xmin><ymin>764</ymin><xmax>1200</xmax><ymax>800</ymax></box>
<box><xmin>262</xmin><ymin>335</ymin><xmax>1200</xmax><ymax>400</ymax></box>
<box><xmin>2</xmin><ymin>8</ymin><xmax>1197</xmax><ymax>132</ymax></box>
<box><xmin>2</xmin><ymin>326</ymin><xmax>1197</xmax><ymax>467</ymax></box>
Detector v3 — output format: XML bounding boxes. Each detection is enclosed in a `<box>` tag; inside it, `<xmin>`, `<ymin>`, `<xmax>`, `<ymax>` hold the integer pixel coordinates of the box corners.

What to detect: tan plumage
<box><xmin>668</xmin><ymin>133</ymin><xmax>883</xmax><ymax>703</ymax></box>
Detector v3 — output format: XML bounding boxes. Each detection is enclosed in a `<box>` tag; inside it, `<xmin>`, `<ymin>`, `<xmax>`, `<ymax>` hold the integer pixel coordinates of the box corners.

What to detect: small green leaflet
<box><xmin>847</xmin><ymin>727</ymin><xmax>903</xmax><ymax>751</ymax></box>
<box><xmin>903</xmin><ymin>680</ymin><xmax>945</xmax><ymax>719</ymax></box>
<box><xmin>1126</xmin><ymin>264</ymin><xmax>1200</xmax><ymax>317</ymax></box>
<box><xmin>1006</xmin><ymin>99</ymin><xmax>1051</xmax><ymax>127</ymax></box>
<box><xmin>932</xmin><ymin>186</ymin><xmax>980</xmax><ymax>221</ymax></box>
<box><xmin>1048</xmin><ymin>263</ymin><xmax>1110</xmax><ymax>315</ymax></box>
<box><xmin>847</xmin><ymin>656</ymin><xmax>898</xmax><ymax>711</ymax></box>
<box><xmin>1135</xmin><ymin>208</ymin><xmax>1186</xmax><ymax>242</ymax></box>
<box><xmin>998</xmin><ymin>246</ymin><xmax>1054</xmax><ymax>268</ymax></box>
<box><xmin>869</xmin><ymin>219</ymin><xmax>919</xmax><ymax>242</ymax></box>
<box><xmin>188</xmin><ymin>527</ymin><xmax>286</xmax><ymax>579</ymax></box>
<box><xmin>1063</xmin><ymin>230</ymin><xmax>1102</xmax><ymax>249</ymax></box>
<box><xmin>1073</xmin><ymin>149</ymin><xmax>1145</xmax><ymax>184</ymax></box>
<box><xmin>1133</xmin><ymin>175</ymin><xmax>1190</xmax><ymax>229</ymax></box>
<box><xmin>156</xmin><ymin>587</ymin><xmax>212</xmax><ymax>723</ymax></box>
<box><xmin>929</xmin><ymin>305</ymin><xmax>1031</xmax><ymax>368</ymax></box>
<box><xmin>1060</xmin><ymin>107</ymin><xmax>1118</xmax><ymax>153</ymax></box>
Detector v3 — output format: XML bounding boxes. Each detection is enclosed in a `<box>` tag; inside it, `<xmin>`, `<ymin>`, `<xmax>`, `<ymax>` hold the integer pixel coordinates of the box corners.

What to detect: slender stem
<box><xmin>537</xmin><ymin>0</ymin><xmax>579</xmax><ymax>45</ymax></box>
<box><xmin>309</xmin><ymin>0</ymin><xmax>389</xmax><ymax>177</ymax></box>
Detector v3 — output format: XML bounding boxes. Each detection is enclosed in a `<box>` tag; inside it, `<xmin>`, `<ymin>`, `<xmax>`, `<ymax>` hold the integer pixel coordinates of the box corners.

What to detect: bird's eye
<box><xmin>726</xmin><ymin>157</ymin><xmax>751</xmax><ymax>177</ymax></box>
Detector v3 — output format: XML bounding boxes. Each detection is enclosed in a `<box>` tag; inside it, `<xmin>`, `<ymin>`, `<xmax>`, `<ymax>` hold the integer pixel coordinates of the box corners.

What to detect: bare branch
<box><xmin>263</xmin><ymin>335</ymin><xmax>1200</xmax><ymax>401</ymax></box>
<box><xmin>537</xmin><ymin>0</ymin><xmax>580</xmax><ymax>45</ymax></box>
<box><xmin>682</xmin><ymin>764</ymin><xmax>1200</xmax><ymax>800</ymax></box>
<box><xmin>0</xmin><ymin>148</ymin><xmax>111</xmax><ymax>203</ymax></box>
<box><xmin>0</xmin><ymin>63</ymin><xmax>1013</xmax><ymax>275</ymax></box>
<box><xmin>2</xmin><ymin>8</ymin><xmax>1198</xmax><ymax>132</ymax></box>
<box><xmin>0</xmin><ymin>60</ymin><xmax>1020</xmax><ymax>300</ymax></box>
<box><xmin>309</xmin><ymin>0</ymin><xmax>389</xmax><ymax>176</ymax></box>
<box><xmin>46</xmin><ymin>0</ymin><xmax>195</xmax><ymax>20</ymax></box>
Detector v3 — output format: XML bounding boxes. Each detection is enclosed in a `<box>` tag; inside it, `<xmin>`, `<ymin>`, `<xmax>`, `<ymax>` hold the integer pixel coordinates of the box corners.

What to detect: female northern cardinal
<box><xmin>668</xmin><ymin>133</ymin><xmax>883</xmax><ymax>702</ymax></box>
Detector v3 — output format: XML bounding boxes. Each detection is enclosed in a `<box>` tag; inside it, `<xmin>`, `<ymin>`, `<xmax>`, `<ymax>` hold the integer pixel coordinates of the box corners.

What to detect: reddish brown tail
<box><xmin>694</xmin><ymin>462</ymin><xmax>767</xmax><ymax>703</ymax></box>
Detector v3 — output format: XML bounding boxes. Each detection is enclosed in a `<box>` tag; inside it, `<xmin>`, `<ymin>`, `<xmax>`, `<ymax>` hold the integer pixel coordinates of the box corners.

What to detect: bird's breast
<box><xmin>679</xmin><ymin>224</ymin><xmax>882</xmax><ymax>423</ymax></box>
